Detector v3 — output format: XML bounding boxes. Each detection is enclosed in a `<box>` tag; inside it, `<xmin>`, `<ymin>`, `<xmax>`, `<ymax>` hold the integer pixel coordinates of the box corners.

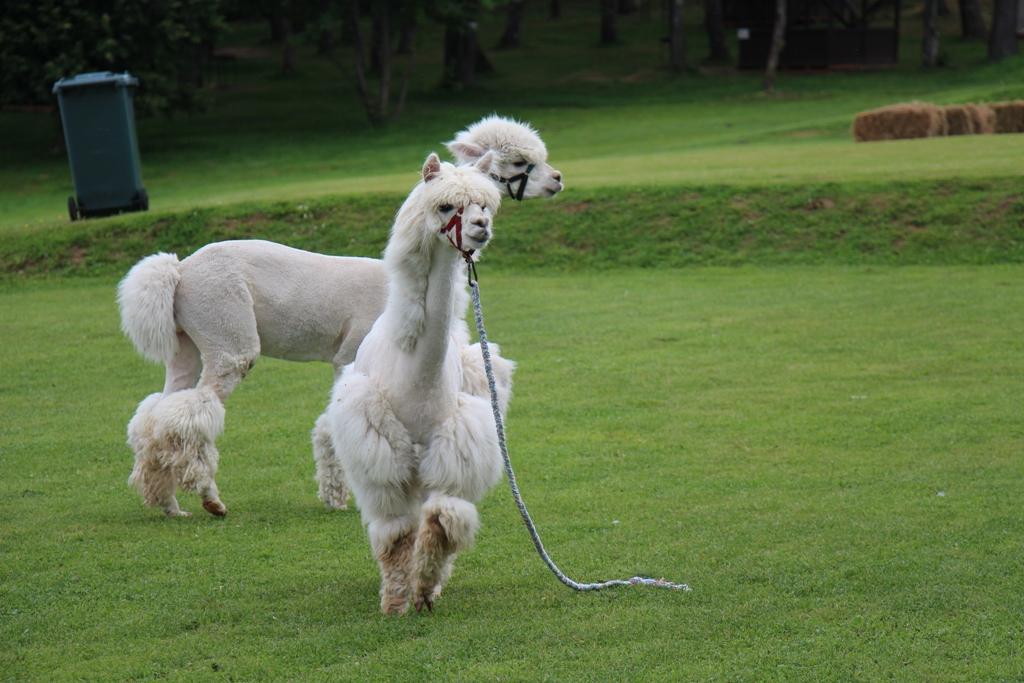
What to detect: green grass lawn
<box><xmin>3</xmin><ymin>2</ymin><xmax>1024</xmax><ymax>679</ymax></box>
<box><xmin>2</xmin><ymin>268</ymin><xmax>1022</xmax><ymax>680</ymax></box>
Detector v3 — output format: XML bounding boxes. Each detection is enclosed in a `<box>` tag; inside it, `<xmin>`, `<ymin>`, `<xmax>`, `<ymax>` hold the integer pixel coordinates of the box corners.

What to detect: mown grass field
<box><xmin>2</xmin><ymin>1</ymin><xmax>1024</xmax><ymax>680</ymax></box>
<box><xmin>2</xmin><ymin>268</ymin><xmax>1023</xmax><ymax>681</ymax></box>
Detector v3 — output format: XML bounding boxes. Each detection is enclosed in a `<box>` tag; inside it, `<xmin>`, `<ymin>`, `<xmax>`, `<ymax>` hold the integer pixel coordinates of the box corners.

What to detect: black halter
<box><xmin>490</xmin><ymin>163</ymin><xmax>535</xmax><ymax>201</ymax></box>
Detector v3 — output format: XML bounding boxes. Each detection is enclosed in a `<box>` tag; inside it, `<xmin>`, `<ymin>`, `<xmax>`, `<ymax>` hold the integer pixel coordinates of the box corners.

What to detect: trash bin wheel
<box><xmin>139</xmin><ymin>189</ymin><xmax>149</xmax><ymax>211</ymax></box>
<box><xmin>68</xmin><ymin>196</ymin><xmax>79</xmax><ymax>222</ymax></box>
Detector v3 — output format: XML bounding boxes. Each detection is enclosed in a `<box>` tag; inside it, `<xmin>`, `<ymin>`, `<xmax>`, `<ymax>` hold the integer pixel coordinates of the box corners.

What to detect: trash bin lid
<box><xmin>52</xmin><ymin>71</ymin><xmax>138</xmax><ymax>94</ymax></box>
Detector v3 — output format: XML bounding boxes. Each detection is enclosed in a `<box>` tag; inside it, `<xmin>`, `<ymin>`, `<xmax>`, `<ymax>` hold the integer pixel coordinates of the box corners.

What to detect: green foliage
<box><xmin>2</xmin><ymin>268</ymin><xmax>1023</xmax><ymax>680</ymax></box>
<box><xmin>0</xmin><ymin>0</ymin><xmax>223</xmax><ymax>114</ymax></box>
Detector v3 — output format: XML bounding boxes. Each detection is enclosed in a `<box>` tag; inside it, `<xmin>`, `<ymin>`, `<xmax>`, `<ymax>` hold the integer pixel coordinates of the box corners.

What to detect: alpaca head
<box><xmin>418</xmin><ymin>151</ymin><xmax>502</xmax><ymax>254</ymax></box>
<box><xmin>445</xmin><ymin>115</ymin><xmax>563</xmax><ymax>201</ymax></box>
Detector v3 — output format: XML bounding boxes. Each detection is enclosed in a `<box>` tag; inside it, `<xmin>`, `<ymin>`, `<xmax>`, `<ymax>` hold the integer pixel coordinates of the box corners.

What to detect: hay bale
<box><xmin>943</xmin><ymin>105</ymin><xmax>974</xmax><ymax>135</ymax></box>
<box><xmin>944</xmin><ymin>104</ymin><xmax>997</xmax><ymax>135</ymax></box>
<box><xmin>965</xmin><ymin>104</ymin><xmax>996</xmax><ymax>134</ymax></box>
<box><xmin>990</xmin><ymin>101</ymin><xmax>1024</xmax><ymax>134</ymax></box>
<box><xmin>852</xmin><ymin>102</ymin><xmax>947</xmax><ymax>142</ymax></box>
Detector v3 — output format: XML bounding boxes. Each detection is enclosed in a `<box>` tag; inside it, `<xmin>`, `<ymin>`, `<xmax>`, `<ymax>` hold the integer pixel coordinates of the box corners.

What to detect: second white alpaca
<box><xmin>327</xmin><ymin>152</ymin><xmax>505</xmax><ymax>614</ymax></box>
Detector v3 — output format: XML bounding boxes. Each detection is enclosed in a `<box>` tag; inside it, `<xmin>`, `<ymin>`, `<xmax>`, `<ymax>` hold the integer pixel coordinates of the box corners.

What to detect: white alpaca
<box><xmin>328</xmin><ymin>152</ymin><xmax>505</xmax><ymax>615</ymax></box>
<box><xmin>119</xmin><ymin>115</ymin><xmax>560</xmax><ymax>517</ymax></box>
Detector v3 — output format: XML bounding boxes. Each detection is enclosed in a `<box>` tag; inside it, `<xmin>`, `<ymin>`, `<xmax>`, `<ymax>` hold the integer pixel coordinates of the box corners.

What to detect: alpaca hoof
<box><xmin>414</xmin><ymin>595</ymin><xmax>434</xmax><ymax>613</ymax></box>
<box><xmin>165</xmin><ymin>509</ymin><xmax>192</xmax><ymax>518</ymax></box>
<box><xmin>202</xmin><ymin>499</ymin><xmax>227</xmax><ymax>517</ymax></box>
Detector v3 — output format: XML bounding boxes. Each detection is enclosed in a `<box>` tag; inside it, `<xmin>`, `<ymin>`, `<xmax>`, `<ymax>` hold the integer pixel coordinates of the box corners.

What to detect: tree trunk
<box><xmin>339</xmin><ymin>0</ymin><xmax>356</xmax><ymax>46</ymax></box>
<box><xmin>374</xmin><ymin>1</ymin><xmax>391</xmax><ymax>119</ymax></box>
<box><xmin>704</xmin><ymin>0</ymin><xmax>729</xmax><ymax>63</ymax></box>
<box><xmin>394</xmin><ymin>22</ymin><xmax>417</xmax><ymax>117</ymax></box>
<box><xmin>937</xmin><ymin>0</ymin><xmax>951</xmax><ymax>16</ymax></box>
<box><xmin>475</xmin><ymin>41</ymin><xmax>495</xmax><ymax>74</ymax></box>
<box><xmin>268</xmin><ymin>5</ymin><xmax>286</xmax><ymax>43</ymax></box>
<box><xmin>618</xmin><ymin>0</ymin><xmax>639</xmax><ymax>13</ymax></box>
<box><xmin>316</xmin><ymin>24</ymin><xmax>335</xmax><ymax>56</ymax></box>
<box><xmin>339</xmin><ymin>0</ymin><xmax>417</xmax><ymax>125</ymax></box>
<box><xmin>988</xmin><ymin>0</ymin><xmax>1020</xmax><ymax>61</ymax></box>
<box><xmin>281</xmin><ymin>15</ymin><xmax>296</xmax><ymax>74</ymax></box>
<box><xmin>397</xmin><ymin>3</ymin><xmax>418</xmax><ymax>54</ymax></box>
<box><xmin>315</xmin><ymin>0</ymin><xmax>334</xmax><ymax>55</ymax></box>
<box><xmin>550</xmin><ymin>0</ymin><xmax>561</xmax><ymax>19</ymax></box>
<box><xmin>347</xmin><ymin>0</ymin><xmax>375</xmax><ymax>121</ymax></box>
<box><xmin>763</xmin><ymin>0</ymin><xmax>786</xmax><ymax>93</ymax></box>
<box><xmin>922</xmin><ymin>0</ymin><xmax>940</xmax><ymax>67</ymax></box>
<box><xmin>960</xmin><ymin>0</ymin><xmax>987</xmax><ymax>40</ymax></box>
<box><xmin>443</xmin><ymin>23</ymin><xmax>461</xmax><ymax>84</ymax></box>
<box><xmin>600</xmin><ymin>0</ymin><xmax>617</xmax><ymax>44</ymax></box>
<box><xmin>443</xmin><ymin>20</ymin><xmax>483</xmax><ymax>87</ymax></box>
<box><xmin>498</xmin><ymin>0</ymin><xmax>526</xmax><ymax>49</ymax></box>
<box><xmin>669</xmin><ymin>0</ymin><xmax>687</xmax><ymax>72</ymax></box>
<box><xmin>460</xmin><ymin>20</ymin><xmax>478</xmax><ymax>86</ymax></box>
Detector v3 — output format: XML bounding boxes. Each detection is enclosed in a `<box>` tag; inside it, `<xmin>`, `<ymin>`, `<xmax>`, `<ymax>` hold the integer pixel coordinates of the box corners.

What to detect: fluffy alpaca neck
<box><xmin>407</xmin><ymin>244</ymin><xmax>459</xmax><ymax>381</ymax></box>
<box><xmin>380</xmin><ymin>199</ymin><xmax>463</xmax><ymax>397</ymax></box>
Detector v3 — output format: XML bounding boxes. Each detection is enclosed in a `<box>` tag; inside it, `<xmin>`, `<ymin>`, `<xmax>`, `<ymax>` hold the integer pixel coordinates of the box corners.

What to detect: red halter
<box><xmin>439</xmin><ymin>207</ymin><xmax>479</xmax><ymax>284</ymax></box>
<box><xmin>440</xmin><ymin>207</ymin><xmax>474</xmax><ymax>258</ymax></box>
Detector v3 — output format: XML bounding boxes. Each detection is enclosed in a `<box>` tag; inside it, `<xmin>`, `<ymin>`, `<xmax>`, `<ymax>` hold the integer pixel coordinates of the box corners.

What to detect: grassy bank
<box><xmin>3</xmin><ymin>177</ymin><xmax>1021</xmax><ymax>279</ymax></box>
<box><xmin>2</xmin><ymin>267</ymin><xmax>1022</xmax><ymax>680</ymax></box>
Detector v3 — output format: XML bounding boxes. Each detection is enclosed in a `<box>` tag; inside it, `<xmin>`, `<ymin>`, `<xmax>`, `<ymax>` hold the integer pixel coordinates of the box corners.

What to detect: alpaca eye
<box><xmin>514</xmin><ymin>160</ymin><xmax>527</xmax><ymax>167</ymax></box>
<box><xmin>439</xmin><ymin>204</ymin><xmax>453</xmax><ymax>212</ymax></box>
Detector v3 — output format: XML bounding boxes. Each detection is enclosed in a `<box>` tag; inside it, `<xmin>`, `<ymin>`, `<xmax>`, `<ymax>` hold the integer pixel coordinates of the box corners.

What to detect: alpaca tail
<box><xmin>118</xmin><ymin>253</ymin><xmax>182</xmax><ymax>364</ymax></box>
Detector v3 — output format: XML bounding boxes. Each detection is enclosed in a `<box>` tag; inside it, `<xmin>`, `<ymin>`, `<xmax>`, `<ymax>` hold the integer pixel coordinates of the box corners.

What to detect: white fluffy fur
<box><xmin>127</xmin><ymin>387</ymin><xmax>225</xmax><ymax>517</ymax></box>
<box><xmin>447</xmin><ymin>115</ymin><xmax>563</xmax><ymax>200</ymax></box>
<box><xmin>327</xmin><ymin>153</ymin><xmax>506</xmax><ymax>614</ymax></box>
<box><xmin>118</xmin><ymin>115</ymin><xmax>554</xmax><ymax>517</ymax></box>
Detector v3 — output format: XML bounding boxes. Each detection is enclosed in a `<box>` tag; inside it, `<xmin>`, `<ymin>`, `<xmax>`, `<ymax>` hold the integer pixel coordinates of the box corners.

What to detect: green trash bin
<box><xmin>52</xmin><ymin>71</ymin><xmax>149</xmax><ymax>221</ymax></box>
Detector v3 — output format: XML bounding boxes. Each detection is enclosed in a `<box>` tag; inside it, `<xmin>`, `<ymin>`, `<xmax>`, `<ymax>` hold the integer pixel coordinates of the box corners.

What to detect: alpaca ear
<box><xmin>474</xmin><ymin>150</ymin><xmax>495</xmax><ymax>175</ymax></box>
<box><xmin>422</xmin><ymin>153</ymin><xmax>442</xmax><ymax>182</ymax></box>
<box><xmin>447</xmin><ymin>140</ymin><xmax>486</xmax><ymax>162</ymax></box>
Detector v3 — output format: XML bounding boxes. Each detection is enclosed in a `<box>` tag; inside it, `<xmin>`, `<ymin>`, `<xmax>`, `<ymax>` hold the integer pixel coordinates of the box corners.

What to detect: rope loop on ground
<box><xmin>469</xmin><ymin>279</ymin><xmax>691</xmax><ymax>593</ymax></box>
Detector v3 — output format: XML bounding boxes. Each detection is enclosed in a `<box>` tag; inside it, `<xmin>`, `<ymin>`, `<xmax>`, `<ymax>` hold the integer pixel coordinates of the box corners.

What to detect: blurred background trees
<box><xmin>2</xmin><ymin>0</ymin><xmax>1020</xmax><ymax>123</ymax></box>
<box><xmin>0</xmin><ymin>0</ymin><xmax>222</xmax><ymax>115</ymax></box>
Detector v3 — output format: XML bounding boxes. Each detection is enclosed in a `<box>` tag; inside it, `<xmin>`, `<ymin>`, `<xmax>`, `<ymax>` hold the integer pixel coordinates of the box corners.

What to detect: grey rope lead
<box><xmin>469</xmin><ymin>279</ymin><xmax>691</xmax><ymax>593</ymax></box>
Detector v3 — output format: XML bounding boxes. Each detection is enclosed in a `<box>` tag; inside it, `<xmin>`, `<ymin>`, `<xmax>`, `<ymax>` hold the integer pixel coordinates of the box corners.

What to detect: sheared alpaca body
<box><xmin>119</xmin><ymin>115</ymin><xmax>559</xmax><ymax>517</ymax></box>
<box><xmin>120</xmin><ymin>243</ymin><xmax>387</xmax><ymax>516</ymax></box>
<box><xmin>327</xmin><ymin>153</ymin><xmax>505</xmax><ymax>614</ymax></box>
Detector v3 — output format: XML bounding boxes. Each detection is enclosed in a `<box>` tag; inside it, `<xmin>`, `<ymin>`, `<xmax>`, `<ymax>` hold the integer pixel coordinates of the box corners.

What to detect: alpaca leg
<box><xmin>162</xmin><ymin>333</ymin><xmax>202</xmax><ymax>393</ymax></box>
<box><xmin>127</xmin><ymin>393</ymin><xmax>189</xmax><ymax>517</ymax></box>
<box><xmin>369</xmin><ymin>515</ymin><xmax>418</xmax><ymax>615</ymax></box>
<box><xmin>411</xmin><ymin>494</ymin><xmax>480</xmax><ymax>612</ymax></box>
<box><xmin>174</xmin><ymin>329</ymin><xmax>257</xmax><ymax>516</ymax></box>
<box><xmin>312</xmin><ymin>412</ymin><xmax>348</xmax><ymax>510</ymax></box>
<box><xmin>432</xmin><ymin>556</ymin><xmax>457</xmax><ymax>601</ymax></box>
<box><xmin>147</xmin><ymin>386</ymin><xmax>227</xmax><ymax>516</ymax></box>
<box><xmin>312</xmin><ymin>325</ymin><xmax>378</xmax><ymax>510</ymax></box>
<box><xmin>327</xmin><ymin>368</ymin><xmax>419</xmax><ymax>612</ymax></box>
<box><xmin>126</xmin><ymin>335</ymin><xmax>204</xmax><ymax>516</ymax></box>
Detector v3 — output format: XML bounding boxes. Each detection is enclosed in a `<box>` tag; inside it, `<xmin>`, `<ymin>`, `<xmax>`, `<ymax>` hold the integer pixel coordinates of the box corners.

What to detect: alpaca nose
<box><xmin>471</xmin><ymin>216</ymin><xmax>490</xmax><ymax>228</ymax></box>
<box><xmin>552</xmin><ymin>171</ymin><xmax>562</xmax><ymax>182</ymax></box>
